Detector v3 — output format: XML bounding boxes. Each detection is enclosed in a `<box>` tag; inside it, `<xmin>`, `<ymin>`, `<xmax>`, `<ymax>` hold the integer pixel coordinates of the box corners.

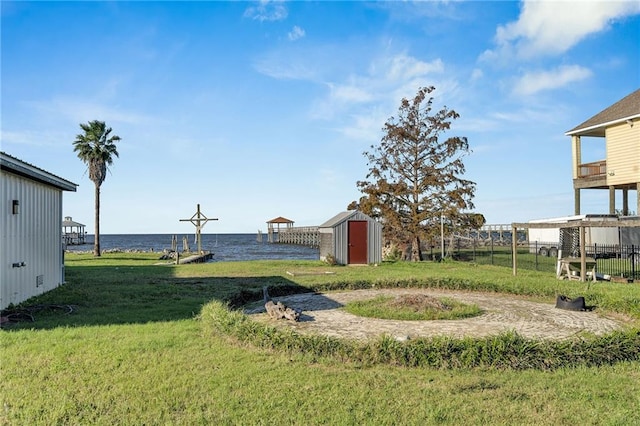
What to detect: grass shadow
<box><xmin>1</xmin><ymin>262</ymin><xmax>336</xmax><ymax>330</ymax></box>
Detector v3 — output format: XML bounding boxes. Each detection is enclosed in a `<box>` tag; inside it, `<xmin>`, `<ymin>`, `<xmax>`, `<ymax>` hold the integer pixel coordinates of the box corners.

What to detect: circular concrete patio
<box><xmin>246</xmin><ymin>288</ymin><xmax>627</xmax><ymax>341</ymax></box>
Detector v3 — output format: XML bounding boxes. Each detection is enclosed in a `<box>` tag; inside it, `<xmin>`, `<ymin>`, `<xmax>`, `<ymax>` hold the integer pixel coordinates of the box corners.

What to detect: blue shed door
<box><xmin>348</xmin><ymin>221</ymin><xmax>368</xmax><ymax>264</ymax></box>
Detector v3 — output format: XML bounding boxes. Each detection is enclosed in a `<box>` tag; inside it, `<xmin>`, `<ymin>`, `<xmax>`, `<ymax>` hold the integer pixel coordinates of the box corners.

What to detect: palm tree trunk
<box><xmin>94</xmin><ymin>183</ymin><xmax>101</xmax><ymax>257</ymax></box>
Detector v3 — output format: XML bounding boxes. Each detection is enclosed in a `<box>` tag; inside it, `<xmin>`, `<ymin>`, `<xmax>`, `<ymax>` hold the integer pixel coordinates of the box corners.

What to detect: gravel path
<box><xmin>246</xmin><ymin>289</ymin><xmax>627</xmax><ymax>341</ymax></box>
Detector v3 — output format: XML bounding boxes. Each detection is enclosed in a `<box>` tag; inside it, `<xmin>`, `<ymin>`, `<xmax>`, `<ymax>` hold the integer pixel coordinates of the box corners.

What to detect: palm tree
<box><xmin>73</xmin><ymin>120</ymin><xmax>121</xmax><ymax>256</ymax></box>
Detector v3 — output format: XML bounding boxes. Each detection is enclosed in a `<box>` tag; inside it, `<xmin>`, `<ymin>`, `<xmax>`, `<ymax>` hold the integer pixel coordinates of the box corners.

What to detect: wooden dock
<box><xmin>176</xmin><ymin>252</ymin><xmax>214</xmax><ymax>264</ymax></box>
<box><xmin>62</xmin><ymin>232</ymin><xmax>87</xmax><ymax>246</ymax></box>
<box><xmin>62</xmin><ymin>216</ymin><xmax>87</xmax><ymax>245</ymax></box>
<box><xmin>274</xmin><ymin>226</ymin><xmax>320</xmax><ymax>247</ymax></box>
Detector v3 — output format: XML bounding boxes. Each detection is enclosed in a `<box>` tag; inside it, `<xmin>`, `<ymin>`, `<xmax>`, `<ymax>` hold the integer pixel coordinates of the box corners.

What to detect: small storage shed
<box><xmin>1</xmin><ymin>152</ymin><xmax>77</xmax><ymax>310</ymax></box>
<box><xmin>319</xmin><ymin>210</ymin><xmax>382</xmax><ymax>265</ymax></box>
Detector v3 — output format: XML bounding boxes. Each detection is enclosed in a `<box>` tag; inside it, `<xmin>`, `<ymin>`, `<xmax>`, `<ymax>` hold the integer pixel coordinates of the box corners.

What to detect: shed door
<box><xmin>348</xmin><ymin>221</ymin><xmax>368</xmax><ymax>264</ymax></box>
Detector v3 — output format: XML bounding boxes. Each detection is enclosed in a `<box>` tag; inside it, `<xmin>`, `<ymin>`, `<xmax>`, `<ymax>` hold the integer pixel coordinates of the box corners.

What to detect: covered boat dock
<box><xmin>62</xmin><ymin>216</ymin><xmax>86</xmax><ymax>245</ymax></box>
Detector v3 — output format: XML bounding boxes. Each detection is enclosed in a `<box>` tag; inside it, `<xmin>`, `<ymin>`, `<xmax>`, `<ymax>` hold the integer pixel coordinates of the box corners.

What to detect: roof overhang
<box><xmin>318</xmin><ymin>211</ymin><xmax>354</xmax><ymax>228</ymax></box>
<box><xmin>267</xmin><ymin>216</ymin><xmax>294</xmax><ymax>224</ymax></box>
<box><xmin>565</xmin><ymin>114</ymin><xmax>640</xmax><ymax>137</ymax></box>
<box><xmin>62</xmin><ymin>220</ymin><xmax>85</xmax><ymax>227</ymax></box>
<box><xmin>0</xmin><ymin>152</ymin><xmax>77</xmax><ymax>191</ymax></box>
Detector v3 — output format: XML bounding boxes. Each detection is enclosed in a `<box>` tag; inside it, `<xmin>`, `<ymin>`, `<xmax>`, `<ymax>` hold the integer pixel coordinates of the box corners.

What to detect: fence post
<box><xmin>473</xmin><ymin>238</ymin><xmax>476</xmax><ymax>262</ymax></box>
<box><xmin>490</xmin><ymin>236</ymin><xmax>494</xmax><ymax>265</ymax></box>
<box><xmin>535</xmin><ymin>241</ymin><xmax>538</xmax><ymax>270</ymax></box>
<box><xmin>633</xmin><ymin>244</ymin><xmax>636</xmax><ymax>280</ymax></box>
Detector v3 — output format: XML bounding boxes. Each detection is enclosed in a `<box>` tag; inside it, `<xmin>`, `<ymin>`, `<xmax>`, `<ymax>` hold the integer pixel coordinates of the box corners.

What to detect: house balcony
<box><xmin>574</xmin><ymin>160</ymin><xmax>607</xmax><ymax>189</ymax></box>
<box><xmin>579</xmin><ymin>160</ymin><xmax>606</xmax><ymax>178</ymax></box>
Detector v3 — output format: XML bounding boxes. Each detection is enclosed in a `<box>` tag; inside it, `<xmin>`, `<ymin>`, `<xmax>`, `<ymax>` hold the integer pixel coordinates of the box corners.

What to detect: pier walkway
<box><xmin>271</xmin><ymin>226</ymin><xmax>320</xmax><ymax>247</ymax></box>
<box><xmin>176</xmin><ymin>252</ymin><xmax>214</xmax><ymax>264</ymax></box>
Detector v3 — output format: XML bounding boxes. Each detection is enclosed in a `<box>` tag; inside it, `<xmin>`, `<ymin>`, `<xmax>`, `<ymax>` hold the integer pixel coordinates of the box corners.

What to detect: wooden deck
<box><xmin>272</xmin><ymin>226</ymin><xmax>320</xmax><ymax>247</ymax></box>
<box><xmin>62</xmin><ymin>232</ymin><xmax>87</xmax><ymax>245</ymax></box>
<box><xmin>176</xmin><ymin>252</ymin><xmax>214</xmax><ymax>264</ymax></box>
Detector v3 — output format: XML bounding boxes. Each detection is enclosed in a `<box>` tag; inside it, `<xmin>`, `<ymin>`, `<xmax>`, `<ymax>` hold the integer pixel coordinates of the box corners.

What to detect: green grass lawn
<box><xmin>342</xmin><ymin>294</ymin><xmax>483</xmax><ymax>320</ymax></box>
<box><xmin>1</xmin><ymin>253</ymin><xmax>639</xmax><ymax>425</ymax></box>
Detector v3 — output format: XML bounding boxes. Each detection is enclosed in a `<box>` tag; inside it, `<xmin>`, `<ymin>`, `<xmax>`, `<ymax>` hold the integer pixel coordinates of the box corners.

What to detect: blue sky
<box><xmin>2</xmin><ymin>1</ymin><xmax>639</xmax><ymax>234</ymax></box>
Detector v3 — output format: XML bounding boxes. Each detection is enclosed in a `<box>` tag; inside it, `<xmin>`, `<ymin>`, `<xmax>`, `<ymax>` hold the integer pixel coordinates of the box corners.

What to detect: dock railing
<box><xmin>274</xmin><ymin>226</ymin><xmax>320</xmax><ymax>247</ymax></box>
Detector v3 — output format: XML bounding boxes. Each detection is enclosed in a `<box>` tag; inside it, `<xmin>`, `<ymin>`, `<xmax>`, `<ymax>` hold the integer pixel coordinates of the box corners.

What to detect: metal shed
<box><xmin>318</xmin><ymin>210</ymin><xmax>382</xmax><ymax>265</ymax></box>
<box><xmin>1</xmin><ymin>152</ymin><xmax>77</xmax><ymax>310</ymax></box>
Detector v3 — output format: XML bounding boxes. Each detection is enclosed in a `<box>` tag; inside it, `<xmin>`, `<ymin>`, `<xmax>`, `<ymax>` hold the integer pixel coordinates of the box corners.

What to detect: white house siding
<box><xmin>606</xmin><ymin>121</ymin><xmax>640</xmax><ymax>186</ymax></box>
<box><xmin>1</xmin><ymin>171</ymin><xmax>66</xmax><ymax>309</ymax></box>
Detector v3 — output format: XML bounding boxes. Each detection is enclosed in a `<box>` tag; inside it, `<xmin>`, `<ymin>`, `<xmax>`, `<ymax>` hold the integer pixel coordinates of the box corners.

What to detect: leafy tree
<box><xmin>352</xmin><ymin>86</ymin><xmax>475</xmax><ymax>261</ymax></box>
<box><xmin>73</xmin><ymin>120</ymin><xmax>121</xmax><ymax>257</ymax></box>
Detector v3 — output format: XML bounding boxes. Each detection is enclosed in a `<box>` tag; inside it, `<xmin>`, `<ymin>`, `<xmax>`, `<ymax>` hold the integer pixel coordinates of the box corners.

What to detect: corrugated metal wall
<box><xmin>334</xmin><ymin>221</ymin><xmax>348</xmax><ymax>264</ymax></box>
<box><xmin>366</xmin><ymin>218</ymin><xmax>383</xmax><ymax>264</ymax></box>
<box><xmin>1</xmin><ymin>171</ymin><xmax>64</xmax><ymax>309</ymax></box>
<box><xmin>329</xmin><ymin>211</ymin><xmax>382</xmax><ymax>265</ymax></box>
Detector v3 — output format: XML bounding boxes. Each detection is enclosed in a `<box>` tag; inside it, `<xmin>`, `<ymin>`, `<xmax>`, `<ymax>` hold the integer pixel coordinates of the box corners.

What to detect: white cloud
<box><xmin>385</xmin><ymin>55</ymin><xmax>444</xmax><ymax>80</ymax></box>
<box><xmin>512</xmin><ymin>65</ymin><xmax>593</xmax><ymax>96</ymax></box>
<box><xmin>327</xmin><ymin>83</ymin><xmax>374</xmax><ymax>104</ymax></box>
<box><xmin>337</xmin><ymin>110</ymin><xmax>387</xmax><ymax>142</ymax></box>
<box><xmin>253</xmin><ymin>57</ymin><xmax>319</xmax><ymax>81</ymax></box>
<box><xmin>1</xmin><ymin>97</ymin><xmax>154</xmax><ymax>153</ymax></box>
<box><xmin>244</xmin><ymin>0</ymin><xmax>288</xmax><ymax>22</ymax></box>
<box><xmin>314</xmin><ymin>53</ymin><xmax>453</xmax><ymax>141</ymax></box>
<box><xmin>256</xmin><ymin>40</ymin><xmax>454</xmax><ymax>143</ymax></box>
<box><xmin>470</xmin><ymin>68</ymin><xmax>483</xmax><ymax>82</ymax></box>
<box><xmin>27</xmin><ymin>97</ymin><xmax>152</xmax><ymax>126</ymax></box>
<box><xmin>288</xmin><ymin>25</ymin><xmax>305</xmax><ymax>41</ymax></box>
<box><xmin>456</xmin><ymin>117</ymin><xmax>500</xmax><ymax>133</ymax></box>
<box><xmin>345</xmin><ymin>54</ymin><xmax>445</xmax><ymax>105</ymax></box>
<box><xmin>486</xmin><ymin>0</ymin><xmax>640</xmax><ymax>60</ymax></box>
<box><xmin>0</xmin><ymin>129</ymin><xmax>64</xmax><ymax>147</ymax></box>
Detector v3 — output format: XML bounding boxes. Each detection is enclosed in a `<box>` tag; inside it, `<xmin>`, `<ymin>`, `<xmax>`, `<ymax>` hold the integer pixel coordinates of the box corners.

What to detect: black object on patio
<box><xmin>555</xmin><ymin>295</ymin><xmax>587</xmax><ymax>311</ymax></box>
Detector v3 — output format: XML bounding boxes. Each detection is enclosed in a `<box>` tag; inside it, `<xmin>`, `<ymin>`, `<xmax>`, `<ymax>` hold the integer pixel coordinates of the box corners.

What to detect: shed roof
<box><xmin>318</xmin><ymin>210</ymin><xmax>379</xmax><ymax>228</ymax></box>
<box><xmin>0</xmin><ymin>151</ymin><xmax>77</xmax><ymax>191</ymax></box>
<box><xmin>565</xmin><ymin>89</ymin><xmax>640</xmax><ymax>137</ymax></box>
<box><xmin>266</xmin><ymin>216</ymin><xmax>294</xmax><ymax>224</ymax></box>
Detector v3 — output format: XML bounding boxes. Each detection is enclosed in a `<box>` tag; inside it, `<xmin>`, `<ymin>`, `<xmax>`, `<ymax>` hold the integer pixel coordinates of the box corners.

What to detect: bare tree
<box><xmin>352</xmin><ymin>86</ymin><xmax>475</xmax><ymax>261</ymax></box>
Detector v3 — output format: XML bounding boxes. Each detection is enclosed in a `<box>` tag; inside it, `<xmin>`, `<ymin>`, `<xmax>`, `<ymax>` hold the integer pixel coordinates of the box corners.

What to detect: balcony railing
<box><xmin>578</xmin><ymin>160</ymin><xmax>606</xmax><ymax>178</ymax></box>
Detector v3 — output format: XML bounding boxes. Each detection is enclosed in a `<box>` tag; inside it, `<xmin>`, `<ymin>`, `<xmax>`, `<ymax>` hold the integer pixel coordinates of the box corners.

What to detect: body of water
<box><xmin>65</xmin><ymin>234</ymin><xmax>320</xmax><ymax>262</ymax></box>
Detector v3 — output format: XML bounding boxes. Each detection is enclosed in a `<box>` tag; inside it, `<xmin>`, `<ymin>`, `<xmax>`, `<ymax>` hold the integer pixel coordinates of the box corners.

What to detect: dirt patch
<box><xmin>245</xmin><ymin>288</ymin><xmax>627</xmax><ymax>341</ymax></box>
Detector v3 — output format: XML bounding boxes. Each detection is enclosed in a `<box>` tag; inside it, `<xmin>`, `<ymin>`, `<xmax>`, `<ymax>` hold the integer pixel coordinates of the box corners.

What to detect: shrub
<box><xmin>323</xmin><ymin>254</ymin><xmax>337</xmax><ymax>266</ymax></box>
<box><xmin>200</xmin><ymin>298</ymin><xmax>640</xmax><ymax>371</ymax></box>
